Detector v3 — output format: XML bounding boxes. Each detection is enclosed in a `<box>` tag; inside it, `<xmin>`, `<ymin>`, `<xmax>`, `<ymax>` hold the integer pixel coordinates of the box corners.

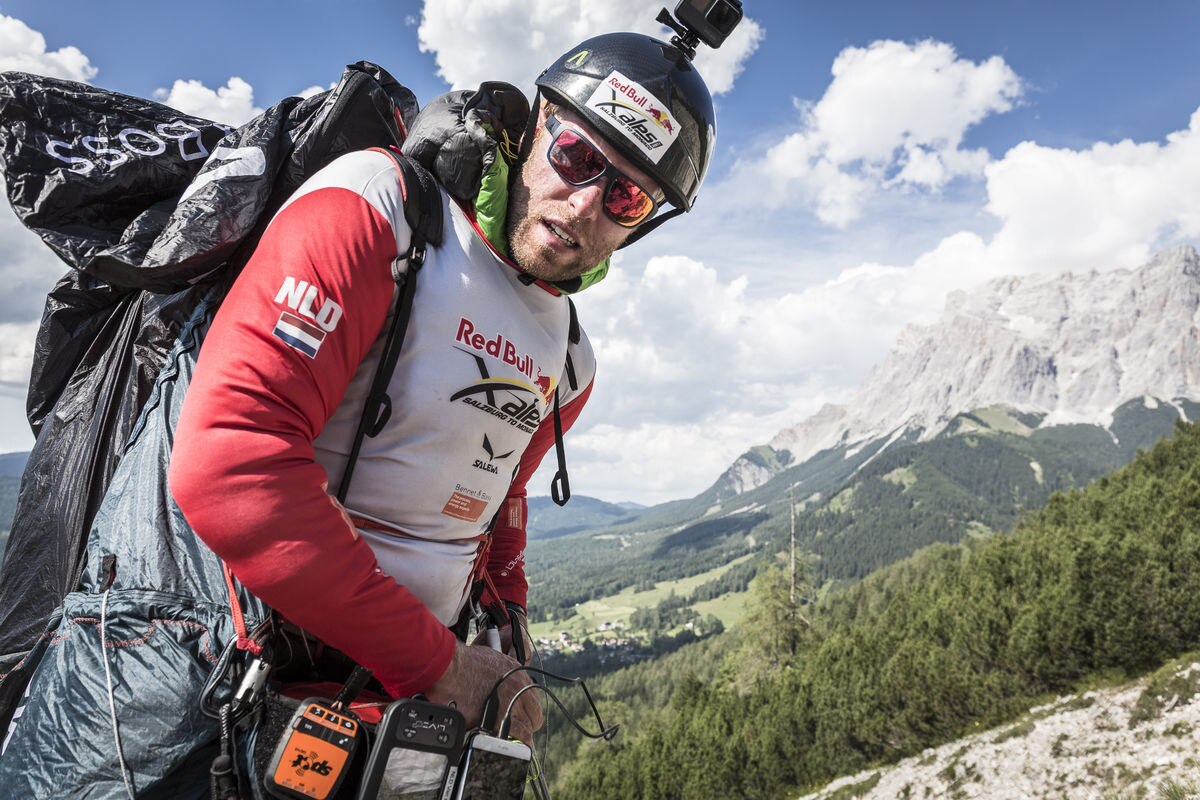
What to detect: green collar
<box><xmin>474</xmin><ymin>155</ymin><xmax>609</xmax><ymax>294</ymax></box>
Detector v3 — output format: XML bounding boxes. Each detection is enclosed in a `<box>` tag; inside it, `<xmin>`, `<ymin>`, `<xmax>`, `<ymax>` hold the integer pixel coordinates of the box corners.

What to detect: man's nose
<box><xmin>567</xmin><ymin>181</ymin><xmax>606</xmax><ymax>220</ymax></box>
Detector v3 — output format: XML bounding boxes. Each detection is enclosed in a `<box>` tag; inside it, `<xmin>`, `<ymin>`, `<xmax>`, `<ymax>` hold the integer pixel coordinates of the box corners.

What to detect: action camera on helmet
<box><xmin>657</xmin><ymin>0</ymin><xmax>744</xmax><ymax>59</ymax></box>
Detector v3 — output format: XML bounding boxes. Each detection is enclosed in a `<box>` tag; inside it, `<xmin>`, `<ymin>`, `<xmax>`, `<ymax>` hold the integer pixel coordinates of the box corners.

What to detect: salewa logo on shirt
<box><xmin>455</xmin><ymin>317</ymin><xmax>536</xmax><ymax>380</ymax></box>
<box><xmin>271</xmin><ymin>277</ymin><xmax>344</xmax><ymax>358</ymax></box>
<box><xmin>473</xmin><ymin>434</ymin><xmax>514</xmax><ymax>475</ymax></box>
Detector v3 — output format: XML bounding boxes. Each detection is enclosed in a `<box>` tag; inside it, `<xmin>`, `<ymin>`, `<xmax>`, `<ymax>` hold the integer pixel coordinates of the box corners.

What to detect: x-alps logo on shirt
<box><xmin>271</xmin><ymin>276</ymin><xmax>344</xmax><ymax>358</ymax></box>
<box><xmin>450</xmin><ymin>348</ymin><xmax>550</xmax><ymax>434</ymax></box>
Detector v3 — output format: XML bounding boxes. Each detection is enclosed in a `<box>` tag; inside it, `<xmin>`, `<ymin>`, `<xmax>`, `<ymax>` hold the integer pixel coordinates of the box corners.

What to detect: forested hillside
<box><xmin>553</xmin><ymin>421</ymin><xmax>1200</xmax><ymax>799</ymax></box>
<box><xmin>526</xmin><ymin>399</ymin><xmax>1196</xmax><ymax>622</ymax></box>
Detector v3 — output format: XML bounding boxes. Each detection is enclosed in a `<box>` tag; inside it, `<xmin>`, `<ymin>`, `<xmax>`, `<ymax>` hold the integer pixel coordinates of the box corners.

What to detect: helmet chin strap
<box><xmin>619</xmin><ymin>206</ymin><xmax>685</xmax><ymax>248</ymax></box>
<box><xmin>513</xmin><ymin>89</ymin><xmax>543</xmax><ymax>174</ymax></box>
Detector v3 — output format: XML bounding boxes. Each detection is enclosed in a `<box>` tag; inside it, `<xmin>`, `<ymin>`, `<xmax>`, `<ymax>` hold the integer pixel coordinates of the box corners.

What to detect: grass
<box><xmin>694</xmin><ymin>589</ymin><xmax>751</xmax><ymax>628</ymax></box>
<box><xmin>1130</xmin><ymin>654</ymin><xmax>1200</xmax><ymax>726</ymax></box>
<box><xmin>972</xmin><ymin>405</ymin><xmax>1037</xmax><ymax>436</ymax></box>
<box><xmin>1158</xmin><ymin>776</ymin><xmax>1200</xmax><ymax>800</ymax></box>
<box><xmin>827</xmin><ymin>485</ymin><xmax>857</xmax><ymax>512</ymax></box>
<box><xmin>882</xmin><ymin>466</ymin><xmax>918</xmax><ymax>490</ymax></box>
<box><xmin>528</xmin><ymin>553</ymin><xmax>755</xmax><ymax>641</ymax></box>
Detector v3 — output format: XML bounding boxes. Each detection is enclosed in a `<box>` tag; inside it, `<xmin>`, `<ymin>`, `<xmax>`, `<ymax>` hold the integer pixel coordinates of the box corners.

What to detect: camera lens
<box><xmin>707</xmin><ymin>1</ymin><xmax>742</xmax><ymax>35</ymax></box>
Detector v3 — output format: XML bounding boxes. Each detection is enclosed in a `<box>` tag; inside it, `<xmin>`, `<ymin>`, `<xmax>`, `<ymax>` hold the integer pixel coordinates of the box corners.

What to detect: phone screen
<box><xmin>455</xmin><ymin>738</ymin><xmax>530</xmax><ymax>800</ymax></box>
<box><xmin>367</xmin><ymin>749</ymin><xmax>449</xmax><ymax>799</ymax></box>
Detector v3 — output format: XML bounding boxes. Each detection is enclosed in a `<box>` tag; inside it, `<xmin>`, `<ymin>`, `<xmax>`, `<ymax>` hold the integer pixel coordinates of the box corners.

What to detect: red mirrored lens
<box><xmin>547</xmin><ymin>120</ymin><xmax>658</xmax><ymax>227</ymax></box>
<box><xmin>549</xmin><ymin>130</ymin><xmax>606</xmax><ymax>184</ymax></box>
<box><xmin>605</xmin><ymin>178</ymin><xmax>655</xmax><ymax>226</ymax></box>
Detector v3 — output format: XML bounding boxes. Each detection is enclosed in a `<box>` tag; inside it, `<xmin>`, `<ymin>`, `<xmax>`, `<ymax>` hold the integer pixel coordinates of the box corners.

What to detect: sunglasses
<box><xmin>544</xmin><ymin>115</ymin><xmax>659</xmax><ymax>228</ymax></box>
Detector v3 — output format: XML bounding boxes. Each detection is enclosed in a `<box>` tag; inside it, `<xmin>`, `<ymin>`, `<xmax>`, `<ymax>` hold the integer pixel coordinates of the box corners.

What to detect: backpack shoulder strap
<box><xmin>336</xmin><ymin>148</ymin><xmax>443</xmax><ymax>503</ymax></box>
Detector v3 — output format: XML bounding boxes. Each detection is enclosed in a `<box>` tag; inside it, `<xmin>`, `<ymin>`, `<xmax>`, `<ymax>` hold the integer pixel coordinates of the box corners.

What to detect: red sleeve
<box><xmin>169</xmin><ymin>174</ymin><xmax>456</xmax><ymax>698</ymax></box>
<box><xmin>483</xmin><ymin>379</ymin><xmax>594</xmax><ymax>610</ymax></box>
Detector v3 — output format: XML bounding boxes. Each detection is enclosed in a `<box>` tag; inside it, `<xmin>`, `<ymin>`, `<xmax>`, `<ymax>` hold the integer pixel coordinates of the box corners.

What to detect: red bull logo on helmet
<box><xmin>647</xmin><ymin>107</ymin><xmax>675</xmax><ymax>135</ymax></box>
<box><xmin>585</xmin><ymin>70</ymin><xmax>681</xmax><ymax>164</ymax></box>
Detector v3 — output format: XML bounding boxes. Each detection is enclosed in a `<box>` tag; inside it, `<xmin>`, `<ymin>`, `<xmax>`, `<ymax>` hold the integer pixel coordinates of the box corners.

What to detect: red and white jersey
<box><xmin>170</xmin><ymin>149</ymin><xmax>595</xmax><ymax>697</ymax></box>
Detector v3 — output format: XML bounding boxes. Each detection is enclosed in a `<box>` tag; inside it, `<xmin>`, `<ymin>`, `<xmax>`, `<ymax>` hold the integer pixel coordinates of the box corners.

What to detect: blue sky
<box><xmin>1</xmin><ymin>1</ymin><xmax>1199</xmax><ymax>503</ymax></box>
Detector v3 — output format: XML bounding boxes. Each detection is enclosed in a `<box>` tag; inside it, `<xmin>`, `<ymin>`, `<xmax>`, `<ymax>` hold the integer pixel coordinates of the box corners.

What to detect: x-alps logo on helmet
<box><xmin>585</xmin><ymin>70</ymin><xmax>682</xmax><ymax>164</ymax></box>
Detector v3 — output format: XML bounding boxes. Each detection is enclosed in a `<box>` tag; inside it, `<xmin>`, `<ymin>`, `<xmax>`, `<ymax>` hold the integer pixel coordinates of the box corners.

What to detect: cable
<box><xmin>498</xmin><ymin>678</ymin><xmax>619</xmax><ymax>742</ymax></box>
<box><xmin>511</xmin><ymin>611</ymin><xmax>552</xmax><ymax>765</ymax></box>
<box><xmin>100</xmin><ymin>589</ymin><xmax>138</xmax><ymax>800</ymax></box>
<box><xmin>480</xmin><ymin>666</ymin><xmax>618</xmax><ymax>743</ymax></box>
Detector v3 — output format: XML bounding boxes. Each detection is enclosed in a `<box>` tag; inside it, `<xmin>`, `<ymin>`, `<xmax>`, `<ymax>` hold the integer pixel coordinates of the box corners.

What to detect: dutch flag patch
<box><xmin>273</xmin><ymin>311</ymin><xmax>327</xmax><ymax>358</ymax></box>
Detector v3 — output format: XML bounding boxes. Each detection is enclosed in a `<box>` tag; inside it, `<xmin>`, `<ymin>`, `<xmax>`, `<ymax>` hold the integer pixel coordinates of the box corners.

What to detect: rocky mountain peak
<box><xmin>714</xmin><ymin>245</ymin><xmax>1200</xmax><ymax>498</ymax></box>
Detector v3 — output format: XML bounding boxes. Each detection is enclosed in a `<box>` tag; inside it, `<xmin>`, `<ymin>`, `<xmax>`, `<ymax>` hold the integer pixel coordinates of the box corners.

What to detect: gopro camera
<box><xmin>674</xmin><ymin>0</ymin><xmax>743</xmax><ymax>49</ymax></box>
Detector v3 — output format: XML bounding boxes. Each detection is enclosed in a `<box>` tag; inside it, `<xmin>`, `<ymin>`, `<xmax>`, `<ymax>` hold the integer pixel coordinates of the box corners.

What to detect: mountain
<box><xmin>0</xmin><ymin>452</ymin><xmax>28</xmax><ymax>479</ymax></box>
<box><xmin>526</xmin><ymin>397</ymin><xmax>1198</xmax><ymax>622</ymax></box>
<box><xmin>527</xmin><ymin>245</ymin><xmax>1200</xmax><ymax>619</ymax></box>
<box><xmin>715</xmin><ymin>245</ymin><xmax>1200</xmax><ymax>500</ymax></box>
<box><xmin>555</xmin><ymin>422</ymin><xmax>1200</xmax><ymax>799</ymax></box>
<box><xmin>526</xmin><ymin>494</ymin><xmax>644</xmax><ymax>539</ymax></box>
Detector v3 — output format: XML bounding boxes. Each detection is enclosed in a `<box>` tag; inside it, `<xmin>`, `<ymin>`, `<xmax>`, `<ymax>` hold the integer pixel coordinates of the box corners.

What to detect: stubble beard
<box><xmin>505</xmin><ymin>160</ymin><xmax>607</xmax><ymax>285</ymax></box>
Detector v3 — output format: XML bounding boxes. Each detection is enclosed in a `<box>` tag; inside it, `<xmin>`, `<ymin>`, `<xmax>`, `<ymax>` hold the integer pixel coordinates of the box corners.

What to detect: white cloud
<box><xmin>0</xmin><ymin>190</ymin><xmax>69</xmax><ymax>325</ymax></box>
<box><xmin>530</xmin><ymin>256</ymin><xmax>878</xmax><ymax>503</ymax></box>
<box><xmin>296</xmin><ymin>84</ymin><xmax>328</xmax><ymax>100</ymax></box>
<box><xmin>538</xmin><ymin>100</ymin><xmax>1200</xmax><ymax>505</ymax></box>
<box><xmin>982</xmin><ymin>111</ymin><xmax>1200</xmax><ymax>275</ymax></box>
<box><xmin>416</xmin><ymin>0</ymin><xmax>761</xmax><ymax>94</ymax></box>
<box><xmin>0</xmin><ymin>321</ymin><xmax>38</xmax><ymax>394</ymax></box>
<box><xmin>0</xmin><ymin>14</ymin><xmax>96</xmax><ymax>82</ymax></box>
<box><xmin>154</xmin><ymin>77</ymin><xmax>262</xmax><ymax>125</ymax></box>
<box><xmin>728</xmin><ymin>39</ymin><xmax>1022</xmax><ymax>225</ymax></box>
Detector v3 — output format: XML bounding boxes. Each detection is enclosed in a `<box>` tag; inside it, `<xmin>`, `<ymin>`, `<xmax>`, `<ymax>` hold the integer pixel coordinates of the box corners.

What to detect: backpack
<box><xmin>0</xmin><ymin>62</ymin><xmax>442</xmax><ymax>795</ymax></box>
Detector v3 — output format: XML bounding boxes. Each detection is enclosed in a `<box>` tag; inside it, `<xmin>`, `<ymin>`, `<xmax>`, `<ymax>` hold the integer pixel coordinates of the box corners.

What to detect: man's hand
<box><xmin>423</xmin><ymin>641</ymin><xmax>543</xmax><ymax>744</ymax></box>
<box><xmin>472</xmin><ymin>611</ymin><xmax>535</xmax><ymax>665</ymax></box>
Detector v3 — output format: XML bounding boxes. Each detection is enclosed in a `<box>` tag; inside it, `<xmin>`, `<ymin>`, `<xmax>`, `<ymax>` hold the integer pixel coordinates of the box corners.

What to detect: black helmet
<box><xmin>534</xmin><ymin>32</ymin><xmax>716</xmax><ymax>213</ymax></box>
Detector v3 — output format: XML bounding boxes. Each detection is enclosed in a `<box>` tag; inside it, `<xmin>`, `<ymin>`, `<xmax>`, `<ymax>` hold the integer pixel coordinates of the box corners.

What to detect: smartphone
<box><xmin>355</xmin><ymin>698</ymin><xmax>465</xmax><ymax>800</ymax></box>
<box><xmin>452</xmin><ymin>733</ymin><xmax>531</xmax><ymax>800</ymax></box>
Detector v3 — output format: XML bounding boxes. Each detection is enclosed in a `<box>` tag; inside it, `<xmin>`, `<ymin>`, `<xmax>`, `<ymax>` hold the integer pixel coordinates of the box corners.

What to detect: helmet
<box><xmin>534</xmin><ymin>32</ymin><xmax>716</xmax><ymax>213</ymax></box>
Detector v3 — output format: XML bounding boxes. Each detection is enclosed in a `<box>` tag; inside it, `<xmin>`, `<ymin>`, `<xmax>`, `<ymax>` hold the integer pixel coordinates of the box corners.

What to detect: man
<box><xmin>0</xmin><ymin>30</ymin><xmax>716</xmax><ymax>798</ymax></box>
<box><xmin>171</xmin><ymin>30</ymin><xmax>716</xmax><ymax>751</ymax></box>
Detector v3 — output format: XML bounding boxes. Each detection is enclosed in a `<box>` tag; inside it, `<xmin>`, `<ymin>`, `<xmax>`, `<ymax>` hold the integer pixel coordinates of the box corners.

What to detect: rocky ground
<box><xmin>797</xmin><ymin>659</ymin><xmax>1200</xmax><ymax>800</ymax></box>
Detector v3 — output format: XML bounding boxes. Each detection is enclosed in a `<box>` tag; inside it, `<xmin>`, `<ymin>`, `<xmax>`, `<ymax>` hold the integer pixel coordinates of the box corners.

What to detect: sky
<box><xmin>0</xmin><ymin>1</ymin><xmax>1199</xmax><ymax>505</ymax></box>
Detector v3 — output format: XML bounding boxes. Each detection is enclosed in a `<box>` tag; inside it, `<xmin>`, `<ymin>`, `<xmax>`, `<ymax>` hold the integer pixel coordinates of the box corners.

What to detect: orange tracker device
<box><xmin>265</xmin><ymin>698</ymin><xmax>363</xmax><ymax>800</ymax></box>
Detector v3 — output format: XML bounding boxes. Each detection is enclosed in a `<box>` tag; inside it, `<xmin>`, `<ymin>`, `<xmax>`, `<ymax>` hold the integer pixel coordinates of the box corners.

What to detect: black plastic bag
<box><xmin>0</xmin><ymin>61</ymin><xmax>419</xmax><ymax>674</ymax></box>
